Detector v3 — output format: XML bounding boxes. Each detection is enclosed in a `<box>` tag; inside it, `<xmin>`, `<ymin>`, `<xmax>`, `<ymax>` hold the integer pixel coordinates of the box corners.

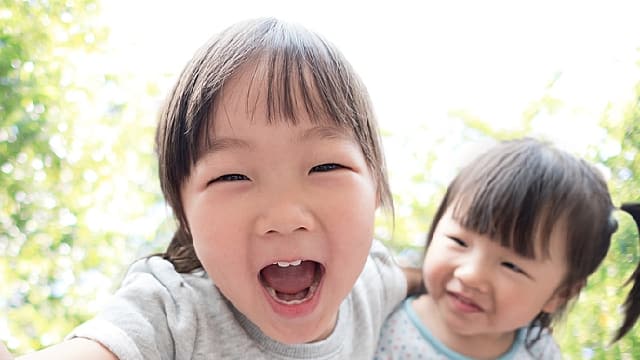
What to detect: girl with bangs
<box><xmin>9</xmin><ymin>18</ymin><xmax>421</xmax><ymax>360</ymax></box>
<box><xmin>376</xmin><ymin>138</ymin><xmax>640</xmax><ymax>359</ymax></box>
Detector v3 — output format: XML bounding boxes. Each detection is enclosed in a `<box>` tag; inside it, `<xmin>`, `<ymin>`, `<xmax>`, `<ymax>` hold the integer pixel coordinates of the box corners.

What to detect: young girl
<box><xmin>376</xmin><ymin>138</ymin><xmax>640</xmax><ymax>359</ymax></box>
<box><xmin>12</xmin><ymin>18</ymin><xmax>417</xmax><ymax>359</ymax></box>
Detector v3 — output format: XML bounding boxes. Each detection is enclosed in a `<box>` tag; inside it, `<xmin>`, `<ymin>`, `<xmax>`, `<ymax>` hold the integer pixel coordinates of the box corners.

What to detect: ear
<box><xmin>542</xmin><ymin>281</ymin><xmax>585</xmax><ymax>313</ymax></box>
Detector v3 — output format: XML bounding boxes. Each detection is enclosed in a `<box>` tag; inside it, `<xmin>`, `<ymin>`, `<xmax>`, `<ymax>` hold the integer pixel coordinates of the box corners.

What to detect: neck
<box><xmin>412</xmin><ymin>295</ymin><xmax>517</xmax><ymax>360</ymax></box>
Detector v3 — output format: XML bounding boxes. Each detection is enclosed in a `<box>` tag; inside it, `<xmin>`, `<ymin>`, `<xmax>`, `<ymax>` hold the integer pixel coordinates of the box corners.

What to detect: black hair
<box><xmin>424</xmin><ymin>138</ymin><xmax>640</xmax><ymax>343</ymax></box>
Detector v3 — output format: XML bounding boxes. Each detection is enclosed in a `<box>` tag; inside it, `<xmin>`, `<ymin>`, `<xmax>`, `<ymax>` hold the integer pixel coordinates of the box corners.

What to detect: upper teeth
<box><xmin>274</xmin><ymin>260</ymin><xmax>302</xmax><ymax>267</ymax></box>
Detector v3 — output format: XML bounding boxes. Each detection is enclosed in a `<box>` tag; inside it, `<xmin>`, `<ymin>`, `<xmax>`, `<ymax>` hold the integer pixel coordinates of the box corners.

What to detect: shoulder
<box><xmin>67</xmin><ymin>257</ymin><xmax>231</xmax><ymax>360</ymax></box>
<box><xmin>352</xmin><ymin>240</ymin><xmax>407</xmax><ymax>309</ymax></box>
<box><xmin>378</xmin><ymin>299</ymin><xmax>412</xmax><ymax>338</ymax></box>
<box><xmin>115</xmin><ymin>256</ymin><xmax>232</xmax><ymax>319</ymax></box>
<box><xmin>121</xmin><ymin>256</ymin><xmax>214</xmax><ymax>293</ymax></box>
<box><xmin>375</xmin><ymin>299</ymin><xmax>445</xmax><ymax>359</ymax></box>
<box><xmin>125</xmin><ymin>256</ymin><xmax>202</xmax><ymax>284</ymax></box>
<box><xmin>334</xmin><ymin>241</ymin><xmax>407</xmax><ymax>356</ymax></box>
<box><xmin>368</xmin><ymin>239</ymin><xmax>397</xmax><ymax>264</ymax></box>
<box><xmin>363</xmin><ymin>240</ymin><xmax>406</xmax><ymax>286</ymax></box>
<box><xmin>111</xmin><ymin>256</ymin><xmax>213</xmax><ymax>303</ymax></box>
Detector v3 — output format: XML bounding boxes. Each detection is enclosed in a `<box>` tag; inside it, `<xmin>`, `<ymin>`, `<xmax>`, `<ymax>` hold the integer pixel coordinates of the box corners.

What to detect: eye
<box><xmin>208</xmin><ymin>173</ymin><xmax>250</xmax><ymax>185</ymax></box>
<box><xmin>501</xmin><ymin>261</ymin><xmax>526</xmax><ymax>275</ymax></box>
<box><xmin>310</xmin><ymin>163</ymin><xmax>345</xmax><ymax>173</ymax></box>
<box><xmin>449</xmin><ymin>236</ymin><xmax>467</xmax><ymax>247</ymax></box>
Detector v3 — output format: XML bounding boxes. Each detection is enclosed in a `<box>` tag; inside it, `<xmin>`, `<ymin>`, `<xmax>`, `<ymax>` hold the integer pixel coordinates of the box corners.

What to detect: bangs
<box><xmin>261</xmin><ymin>35</ymin><xmax>354</xmax><ymax>128</ymax></box>
<box><xmin>241</xmin><ymin>48</ymin><xmax>346</xmax><ymax>127</ymax></box>
<box><xmin>258</xmin><ymin>22</ymin><xmax>365</xmax><ymax>131</ymax></box>
<box><xmin>444</xmin><ymin>140</ymin><xmax>576</xmax><ymax>259</ymax></box>
<box><xmin>198</xmin><ymin>22</ymin><xmax>368</xmax><ymax>154</ymax></box>
<box><xmin>449</xmin><ymin>182</ymin><xmax>557</xmax><ymax>260</ymax></box>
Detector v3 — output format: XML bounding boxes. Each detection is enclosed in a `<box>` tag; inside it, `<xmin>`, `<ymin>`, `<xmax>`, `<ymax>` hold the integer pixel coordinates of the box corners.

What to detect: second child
<box><xmin>376</xmin><ymin>138</ymin><xmax>640</xmax><ymax>359</ymax></box>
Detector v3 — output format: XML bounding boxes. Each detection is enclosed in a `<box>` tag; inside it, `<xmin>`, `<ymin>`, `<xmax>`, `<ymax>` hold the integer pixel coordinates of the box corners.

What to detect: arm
<box><xmin>14</xmin><ymin>338</ymin><xmax>116</xmax><ymax>360</ymax></box>
<box><xmin>394</xmin><ymin>247</ymin><xmax>425</xmax><ymax>296</ymax></box>
<box><xmin>401</xmin><ymin>266</ymin><xmax>425</xmax><ymax>296</ymax></box>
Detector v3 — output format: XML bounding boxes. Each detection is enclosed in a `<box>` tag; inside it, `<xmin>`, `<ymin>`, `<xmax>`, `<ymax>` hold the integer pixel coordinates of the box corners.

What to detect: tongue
<box><xmin>260</xmin><ymin>261</ymin><xmax>316</xmax><ymax>294</ymax></box>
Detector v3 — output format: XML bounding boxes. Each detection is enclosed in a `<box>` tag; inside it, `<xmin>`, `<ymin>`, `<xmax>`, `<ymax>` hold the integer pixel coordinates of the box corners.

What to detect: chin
<box><xmin>265</xmin><ymin>321</ymin><xmax>332</xmax><ymax>344</ymax></box>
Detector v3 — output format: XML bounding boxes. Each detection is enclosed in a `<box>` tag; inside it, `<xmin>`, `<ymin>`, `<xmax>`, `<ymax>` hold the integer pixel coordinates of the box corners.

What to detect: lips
<box><xmin>447</xmin><ymin>291</ymin><xmax>484</xmax><ymax>313</ymax></box>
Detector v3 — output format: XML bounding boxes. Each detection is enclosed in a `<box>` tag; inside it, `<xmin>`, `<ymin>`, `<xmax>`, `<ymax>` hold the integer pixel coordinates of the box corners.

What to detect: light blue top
<box><xmin>375</xmin><ymin>298</ymin><xmax>562</xmax><ymax>360</ymax></box>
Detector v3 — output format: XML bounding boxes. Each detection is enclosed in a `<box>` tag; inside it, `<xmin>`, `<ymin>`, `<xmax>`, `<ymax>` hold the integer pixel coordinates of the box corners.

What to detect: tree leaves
<box><xmin>0</xmin><ymin>0</ymin><xmax>165</xmax><ymax>354</ymax></box>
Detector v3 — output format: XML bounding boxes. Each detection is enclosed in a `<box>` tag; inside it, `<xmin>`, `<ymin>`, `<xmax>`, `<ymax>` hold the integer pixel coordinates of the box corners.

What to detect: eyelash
<box><xmin>450</xmin><ymin>236</ymin><xmax>467</xmax><ymax>247</ymax></box>
<box><xmin>501</xmin><ymin>261</ymin><xmax>526</xmax><ymax>275</ymax></box>
<box><xmin>207</xmin><ymin>163</ymin><xmax>345</xmax><ymax>185</ymax></box>
<box><xmin>310</xmin><ymin>163</ymin><xmax>344</xmax><ymax>173</ymax></box>
<box><xmin>208</xmin><ymin>173</ymin><xmax>249</xmax><ymax>184</ymax></box>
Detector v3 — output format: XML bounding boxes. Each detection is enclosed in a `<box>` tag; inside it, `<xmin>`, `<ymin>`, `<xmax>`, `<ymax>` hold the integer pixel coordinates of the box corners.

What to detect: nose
<box><xmin>453</xmin><ymin>255</ymin><xmax>490</xmax><ymax>293</ymax></box>
<box><xmin>255</xmin><ymin>185</ymin><xmax>315</xmax><ymax>236</ymax></box>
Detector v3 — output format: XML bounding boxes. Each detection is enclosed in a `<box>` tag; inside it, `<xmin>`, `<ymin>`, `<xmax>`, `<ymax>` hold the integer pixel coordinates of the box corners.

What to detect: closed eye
<box><xmin>310</xmin><ymin>163</ymin><xmax>345</xmax><ymax>173</ymax></box>
<box><xmin>502</xmin><ymin>261</ymin><xmax>527</xmax><ymax>276</ymax></box>
<box><xmin>449</xmin><ymin>236</ymin><xmax>467</xmax><ymax>247</ymax></box>
<box><xmin>208</xmin><ymin>173</ymin><xmax>250</xmax><ymax>185</ymax></box>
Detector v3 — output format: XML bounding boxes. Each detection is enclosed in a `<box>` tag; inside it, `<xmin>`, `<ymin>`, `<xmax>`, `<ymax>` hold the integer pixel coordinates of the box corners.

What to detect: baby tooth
<box><xmin>274</xmin><ymin>260</ymin><xmax>303</xmax><ymax>267</ymax></box>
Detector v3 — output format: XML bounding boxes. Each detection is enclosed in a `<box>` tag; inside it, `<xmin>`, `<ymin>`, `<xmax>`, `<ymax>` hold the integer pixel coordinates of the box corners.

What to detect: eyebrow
<box><xmin>298</xmin><ymin>125</ymin><xmax>352</xmax><ymax>143</ymax></box>
<box><xmin>203</xmin><ymin>137</ymin><xmax>252</xmax><ymax>154</ymax></box>
<box><xmin>203</xmin><ymin>125</ymin><xmax>352</xmax><ymax>155</ymax></box>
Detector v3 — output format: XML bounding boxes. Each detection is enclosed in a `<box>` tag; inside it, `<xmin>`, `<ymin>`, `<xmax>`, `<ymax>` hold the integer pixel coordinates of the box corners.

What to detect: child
<box><xmin>376</xmin><ymin>138</ymin><xmax>640</xmax><ymax>359</ymax></box>
<box><xmin>12</xmin><ymin>17</ymin><xmax>417</xmax><ymax>359</ymax></box>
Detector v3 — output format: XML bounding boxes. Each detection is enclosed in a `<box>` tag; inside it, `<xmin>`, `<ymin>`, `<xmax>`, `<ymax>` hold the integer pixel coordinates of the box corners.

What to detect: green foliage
<box><xmin>555</xmin><ymin>84</ymin><xmax>640</xmax><ymax>359</ymax></box>
<box><xmin>0</xmin><ymin>0</ymin><xmax>166</xmax><ymax>354</ymax></box>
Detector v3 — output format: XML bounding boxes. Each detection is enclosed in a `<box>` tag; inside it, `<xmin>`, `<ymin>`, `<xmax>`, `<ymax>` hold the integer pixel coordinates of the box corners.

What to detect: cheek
<box><xmin>422</xmin><ymin>239</ymin><xmax>456</xmax><ymax>284</ymax></box>
<box><xmin>422</xmin><ymin>250</ymin><xmax>442</xmax><ymax>287</ymax></box>
<box><xmin>327</xmin><ymin>194</ymin><xmax>376</xmax><ymax>252</ymax></box>
<box><xmin>321</xmin><ymin>179</ymin><xmax>378</xmax><ymax>233</ymax></box>
<box><xmin>185</xmin><ymin>201</ymin><xmax>241</xmax><ymax>272</ymax></box>
<box><xmin>190</xmin><ymin>215</ymin><xmax>245</xmax><ymax>256</ymax></box>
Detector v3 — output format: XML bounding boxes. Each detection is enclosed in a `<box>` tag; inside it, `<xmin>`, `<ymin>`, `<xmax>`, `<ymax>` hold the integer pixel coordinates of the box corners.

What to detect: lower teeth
<box><xmin>266</xmin><ymin>282</ymin><xmax>318</xmax><ymax>305</ymax></box>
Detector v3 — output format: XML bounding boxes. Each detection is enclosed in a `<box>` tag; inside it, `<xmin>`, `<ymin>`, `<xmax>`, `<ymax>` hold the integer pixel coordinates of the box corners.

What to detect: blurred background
<box><xmin>1</xmin><ymin>0</ymin><xmax>639</xmax><ymax>358</ymax></box>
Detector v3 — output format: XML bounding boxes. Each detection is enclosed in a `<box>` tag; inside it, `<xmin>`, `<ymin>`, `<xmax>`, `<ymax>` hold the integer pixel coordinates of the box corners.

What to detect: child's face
<box><xmin>180</xmin><ymin>68</ymin><xmax>379</xmax><ymax>344</ymax></box>
<box><xmin>420</xmin><ymin>207</ymin><xmax>568</xmax><ymax>343</ymax></box>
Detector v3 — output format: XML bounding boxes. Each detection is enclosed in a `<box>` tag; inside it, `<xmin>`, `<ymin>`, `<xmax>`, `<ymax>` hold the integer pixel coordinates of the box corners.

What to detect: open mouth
<box><xmin>259</xmin><ymin>260</ymin><xmax>325</xmax><ymax>305</ymax></box>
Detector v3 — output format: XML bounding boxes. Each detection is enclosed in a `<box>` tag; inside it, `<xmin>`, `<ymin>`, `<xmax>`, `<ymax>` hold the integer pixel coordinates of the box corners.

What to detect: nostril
<box><xmin>264</xmin><ymin>226</ymin><xmax>306</xmax><ymax>236</ymax></box>
<box><xmin>256</xmin><ymin>206</ymin><xmax>314</xmax><ymax>235</ymax></box>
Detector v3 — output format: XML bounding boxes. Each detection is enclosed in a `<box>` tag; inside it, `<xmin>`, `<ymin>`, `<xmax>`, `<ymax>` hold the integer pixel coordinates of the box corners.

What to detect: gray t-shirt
<box><xmin>375</xmin><ymin>298</ymin><xmax>562</xmax><ymax>360</ymax></box>
<box><xmin>69</xmin><ymin>240</ymin><xmax>406</xmax><ymax>360</ymax></box>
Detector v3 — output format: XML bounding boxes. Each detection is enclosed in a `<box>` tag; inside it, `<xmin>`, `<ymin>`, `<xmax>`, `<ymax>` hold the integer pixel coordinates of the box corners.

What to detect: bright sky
<box><xmin>99</xmin><ymin>0</ymin><xmax>640</xmax><ymax>193</ymax></box>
